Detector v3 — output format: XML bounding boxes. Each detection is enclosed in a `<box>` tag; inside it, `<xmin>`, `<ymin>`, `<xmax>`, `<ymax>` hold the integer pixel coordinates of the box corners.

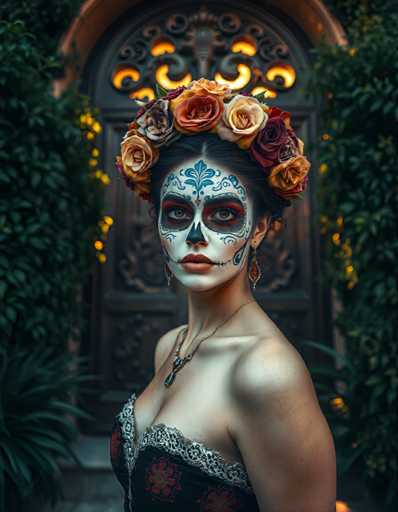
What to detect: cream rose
<box><xmin>120</xmin><ymin>133</ymin><xmax>159</xmax><ymax>176</ymax></box>
<box><xmin>216</xmin><ymin>95</ymin><xmax>269</xmax><ymax>149</ymax></box>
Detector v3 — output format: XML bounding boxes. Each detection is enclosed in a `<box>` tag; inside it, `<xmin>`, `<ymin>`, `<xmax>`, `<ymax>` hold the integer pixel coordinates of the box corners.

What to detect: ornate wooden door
<box><xmin>80</xmin><ymin>1</ymin><xmax>331</xmax><ymax>434</ymax></box>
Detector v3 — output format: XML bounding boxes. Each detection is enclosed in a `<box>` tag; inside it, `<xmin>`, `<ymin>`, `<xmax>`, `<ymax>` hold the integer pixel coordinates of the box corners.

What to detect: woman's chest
<box><xmin>134</xmin><ymin>345</ymin><xmax>247</xmax><ymax>467</ymax></box>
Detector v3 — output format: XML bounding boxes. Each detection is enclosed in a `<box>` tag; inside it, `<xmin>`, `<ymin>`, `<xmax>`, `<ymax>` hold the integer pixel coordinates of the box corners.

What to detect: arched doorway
<box><xmin>75</xmin><ymin>0</ymin><xmax>341</xmax><ymax>433</ymax></box>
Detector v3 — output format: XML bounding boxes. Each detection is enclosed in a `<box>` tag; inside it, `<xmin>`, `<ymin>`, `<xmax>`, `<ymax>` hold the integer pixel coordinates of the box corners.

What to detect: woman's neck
<box><xmin>183</xmin><ymin>268</ymin><xmax>255</xmax><ymax>348</ymax></box>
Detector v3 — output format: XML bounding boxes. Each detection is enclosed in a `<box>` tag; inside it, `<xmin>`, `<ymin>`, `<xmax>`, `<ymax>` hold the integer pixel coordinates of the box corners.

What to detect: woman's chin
<box><xmin>175</xmin><ymin>272</ymin><xmax>239</xmax><ymax>293</ymax></box>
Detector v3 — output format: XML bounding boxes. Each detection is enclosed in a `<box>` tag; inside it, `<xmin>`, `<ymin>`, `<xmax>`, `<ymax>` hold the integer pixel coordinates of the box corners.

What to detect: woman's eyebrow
<box><xmin>204</xmin><ymin>194</ymin><xmax>244</xmax><ymax>207</ymax></box>
<box><xmin>162</xmin><ymin>193</ymin><xmax>192</xmax><ymax>206</ymax></box>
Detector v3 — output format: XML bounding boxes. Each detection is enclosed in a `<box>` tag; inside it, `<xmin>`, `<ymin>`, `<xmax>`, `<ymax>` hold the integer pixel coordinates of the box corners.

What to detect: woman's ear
<box><xmin>250</xmin><ymin>214</ymin><xmax>272</xmax><ymax>248</ymax></box>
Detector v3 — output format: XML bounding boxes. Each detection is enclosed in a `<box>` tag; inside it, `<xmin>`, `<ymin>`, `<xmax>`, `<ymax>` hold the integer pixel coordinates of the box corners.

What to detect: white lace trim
<box><xmin>116</xmin><ymin>391</ymin><xmax>254</xmax><ymax>502</ymax></box>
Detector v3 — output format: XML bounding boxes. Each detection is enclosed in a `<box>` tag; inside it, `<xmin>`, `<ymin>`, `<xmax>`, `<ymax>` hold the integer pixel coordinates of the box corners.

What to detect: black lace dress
<box><xmin>110</xmin><ymin>392</ymin><xmax>260</xmax><ymax>511</ymax></box>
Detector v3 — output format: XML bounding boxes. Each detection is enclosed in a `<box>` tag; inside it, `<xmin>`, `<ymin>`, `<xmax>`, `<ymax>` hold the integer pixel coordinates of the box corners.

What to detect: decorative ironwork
<box><xmin>118</xmin><ymin>219</ymin><xmax>169</xmax><ymax>293</ymax></box>
<box><xmin>256</xmin><ymin>237</ymin><xmax>295</xmax><ymax>292</ymax></box>
<box><xmin>112</xmin><ymin>313</ymin><xmax>162</xmax><ymax>388</ymax></box>
<box><xmin>110</xmin><ymin>5</ymin><xmax>297</xmax><ymax>101</ymax></box>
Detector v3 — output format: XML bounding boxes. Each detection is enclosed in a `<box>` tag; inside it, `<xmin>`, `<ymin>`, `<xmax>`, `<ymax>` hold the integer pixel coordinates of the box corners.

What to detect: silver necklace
<box><xmin>164</xmin><ymin>300</ymin><xmax>256</xmax><ymax>388</ymax></box>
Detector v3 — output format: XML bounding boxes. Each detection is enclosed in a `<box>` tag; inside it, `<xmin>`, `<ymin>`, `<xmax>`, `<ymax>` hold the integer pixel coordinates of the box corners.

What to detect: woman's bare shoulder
<box><xmin>229</xmin><ymin>332</ymin><xmax>315</xmax><ymax>405</ymax></box>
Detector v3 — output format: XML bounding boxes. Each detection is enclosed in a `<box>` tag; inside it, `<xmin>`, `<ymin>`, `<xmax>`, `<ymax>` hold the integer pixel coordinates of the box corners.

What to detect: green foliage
<box><xmin>0</xmin><ymin>0</ymin><xmax>83</xmax><ymax>61</ymax></box>
<box><xmin>0</xmin><ymin>19</ymin><xmax>102</xmax><ymax>349</ymax></box>
<box><xmin>0</xmin><ymin>4</ymin><xmax>102</xmax><ymax>509</ymax></box>
<box><xmin>0</xmin><ymin>344</ymin><xmax>95</xmax><ymax>510</ymax></box>
<box><xmin>305</xmin><ymin>2</ymin><xmax>398</xmax><ymax>509</ymax></box>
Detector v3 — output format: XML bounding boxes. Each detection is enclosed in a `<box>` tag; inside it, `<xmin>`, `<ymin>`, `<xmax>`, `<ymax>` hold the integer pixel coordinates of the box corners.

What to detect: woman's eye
<box><xmin>211</xmin><ymin>208</ymin><xmax>237</xmax><ymax>222</ymax></box>
<box><xmin>168</xmin><ymin>207</ymin><xmax>190</xmax><ymax>220</ymax></box>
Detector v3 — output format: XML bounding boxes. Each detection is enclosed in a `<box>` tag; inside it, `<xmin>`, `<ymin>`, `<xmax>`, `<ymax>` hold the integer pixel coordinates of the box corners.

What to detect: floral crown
<box><xmin>115</xmin><ymin>78</ymin><xmax>310</xmax><ymax>205</ymax></box>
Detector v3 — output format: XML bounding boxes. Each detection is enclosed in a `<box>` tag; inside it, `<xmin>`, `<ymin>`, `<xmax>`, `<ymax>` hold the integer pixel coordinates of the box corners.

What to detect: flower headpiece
<box><xmin>115</xmin><ymin>78</ymin><xmax>310</xmax><ymax>205</ymax></box>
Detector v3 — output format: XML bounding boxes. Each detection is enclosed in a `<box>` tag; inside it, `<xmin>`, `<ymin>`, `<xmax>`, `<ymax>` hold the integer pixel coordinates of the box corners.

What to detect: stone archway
<box><xmin>53</xmin><ymin>0</ymin><xmax>346</xmax><ymax>96</ymax></box>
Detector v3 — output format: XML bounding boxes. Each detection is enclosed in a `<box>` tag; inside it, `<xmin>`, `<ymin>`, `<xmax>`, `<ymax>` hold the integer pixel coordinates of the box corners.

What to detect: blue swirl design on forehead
<box><xmin>162</xmin><ymin>172</ymin><xmax>185</xmax><ymax>193</ymax></box>
<box><xmin>212</xmin><ymin>175</ymin><xmax>247</xmax><ymax>200</ymax></box>
<box><xmin>181</xmin><ymin>160</ymin><xmax>219</xmax><ymax>200</ymax></box>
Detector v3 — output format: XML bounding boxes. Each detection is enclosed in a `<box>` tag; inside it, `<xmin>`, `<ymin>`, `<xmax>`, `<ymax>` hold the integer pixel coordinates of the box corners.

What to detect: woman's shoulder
<box><xmin>230</xmin><ymin>331</ymin><xmax>313</xmax><ymax>405</ymax></box>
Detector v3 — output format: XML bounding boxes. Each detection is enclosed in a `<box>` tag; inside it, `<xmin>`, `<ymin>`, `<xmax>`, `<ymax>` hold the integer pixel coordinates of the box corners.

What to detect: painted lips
<box><xmin>180</xmin><ymin>254</ymin><xmax>214</xmax><ymax>273</ymax></box>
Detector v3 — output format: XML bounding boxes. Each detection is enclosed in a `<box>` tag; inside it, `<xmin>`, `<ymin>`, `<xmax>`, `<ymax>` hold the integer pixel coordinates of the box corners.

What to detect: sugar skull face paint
<box><xmin>158</xmin><ymin>158</ymin><xmax>254</xmax><ymax>291</ymax></box>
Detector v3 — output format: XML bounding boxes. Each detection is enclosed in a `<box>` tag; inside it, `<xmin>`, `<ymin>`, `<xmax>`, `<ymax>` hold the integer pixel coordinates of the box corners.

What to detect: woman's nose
<box><xmin>186</xmin><ymin>222</ymin><xmax>208</xmax><ymax>247</ymax></box>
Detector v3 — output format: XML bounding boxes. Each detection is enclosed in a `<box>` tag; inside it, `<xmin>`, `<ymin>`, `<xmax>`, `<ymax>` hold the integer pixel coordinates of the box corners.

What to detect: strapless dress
<box><xmin>110</xmin><ymin>391</ymin><xmax>260</xmax><ymax>511</ymax></box>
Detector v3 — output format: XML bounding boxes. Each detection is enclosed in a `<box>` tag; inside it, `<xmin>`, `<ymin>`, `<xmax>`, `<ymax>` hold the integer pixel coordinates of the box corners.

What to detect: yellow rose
<box><xmin>215</xmin><ymin>95</ymin><xmax>269</xmax><ymax>149</ymax></box>
<box><xmin>120</xmin><ymin>133</ymin><xmax>159</xmax><ymax>177</ymax></box>
<box><xmin>170</xmin><ymin>78</ymin><xmax>231</xmax><ymax>112</ymax></box>
<box><xmin>267</xmin><ymin>155</ymin><xmax>310</xmax><ymax>199</ymax></box>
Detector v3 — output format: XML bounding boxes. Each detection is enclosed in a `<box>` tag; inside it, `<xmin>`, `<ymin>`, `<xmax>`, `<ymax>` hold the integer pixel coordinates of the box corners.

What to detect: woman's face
<box><xmin>157</xmin><ymin>157</ymin><xmax>255</xmax><ymax>291</ymax></box>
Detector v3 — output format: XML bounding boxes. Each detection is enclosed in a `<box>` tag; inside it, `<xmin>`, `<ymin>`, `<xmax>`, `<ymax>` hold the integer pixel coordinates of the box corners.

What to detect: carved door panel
<box><xmin>80</xmin><ymin>1</ymin><xmax>331</xmax><ymax>434</ymax></box>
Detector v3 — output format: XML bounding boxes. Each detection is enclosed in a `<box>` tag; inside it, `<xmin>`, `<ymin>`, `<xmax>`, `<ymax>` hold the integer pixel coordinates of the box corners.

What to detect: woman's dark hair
<box><xmin>149</xmin><ymin>132</ymin><xmax>290</xmax><ymax>233</ymax></box>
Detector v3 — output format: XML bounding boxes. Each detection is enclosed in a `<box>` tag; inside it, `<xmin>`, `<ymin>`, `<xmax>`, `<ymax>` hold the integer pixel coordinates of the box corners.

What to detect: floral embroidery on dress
<box><xmin>110</xmin><ymin>422</ymin><xmax>122</xmax><ymax>466</ymax></box>
<box><xmin>145</xmin><ymin>454</ymin><xmax>183</xmax><ymax>503</ymax></box>
<box><xmin>197</xmin><ymin>484</ymin><xmax>243</xmax><ymax>512</ymax></box>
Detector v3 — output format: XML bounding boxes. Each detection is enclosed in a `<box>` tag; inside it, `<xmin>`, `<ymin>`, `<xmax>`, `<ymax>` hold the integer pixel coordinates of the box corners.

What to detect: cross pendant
<box><xmin>164</xmin><ymin>356</ymin><xmax>184</xmax><ymax>387</ymax></box>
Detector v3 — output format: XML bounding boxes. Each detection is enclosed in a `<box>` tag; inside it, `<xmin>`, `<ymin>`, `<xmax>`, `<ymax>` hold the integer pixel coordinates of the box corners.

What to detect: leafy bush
<box><xmin>0</xmin><ymin>344</ymin><xmax>95</xmax><ymax>510</ymax></box>
<box><xmin>305</xmin><ymin>1</ymin><xmax>398</xmax><ymax>509</ymax></box>
<box><xmin>0</xmin><ymin>18</ymin><xmax>103</xmax><ymax>349</ymax></box>
<box><xmin>0</xmin><ymin>3</ymin><xmax>104</xmax><ymax>509</ymax></box>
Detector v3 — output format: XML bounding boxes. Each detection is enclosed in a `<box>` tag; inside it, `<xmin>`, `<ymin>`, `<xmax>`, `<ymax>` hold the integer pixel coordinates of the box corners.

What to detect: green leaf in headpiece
<box><xmin>155</xmin><ymin>83</ymin><xmax>169</xmax><ymax>98</ymax></box>
<box><xmin>252</xmin><ymin>91</ymin><xmax>268</xmax><ymax>103</ymax></box>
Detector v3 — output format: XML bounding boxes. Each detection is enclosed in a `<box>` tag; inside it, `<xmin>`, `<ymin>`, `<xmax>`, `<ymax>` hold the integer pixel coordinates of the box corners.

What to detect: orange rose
<box><xmin>189</xmin><ymin>78</ymin><xmax>232</xmax><ymax>96</ymax></box>
<box><xmin>173</xmin><ymin>94</ymin><xmax>224</xmax><ymax>133</ymax></box>
<box><xmin>267</xmin><ymin>155</ymin><xmax>310</xmax><ymax>199</ymax></box>
<box><xmin>216</xmin><ymin>94</ymin><xmax>269</xmax><ymax>149</ymax></box>
<box><xmin>170</xmin><ymin>79</ymin><xmax>231</xmax><ymax>111</ymax></box>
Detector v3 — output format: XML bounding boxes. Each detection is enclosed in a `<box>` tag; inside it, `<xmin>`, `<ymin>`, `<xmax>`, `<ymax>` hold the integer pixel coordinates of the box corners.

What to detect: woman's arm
<box><xmin>229</xmin><ymin>340</ymin><xmax>336</xmax><ymax>512</ymax></box>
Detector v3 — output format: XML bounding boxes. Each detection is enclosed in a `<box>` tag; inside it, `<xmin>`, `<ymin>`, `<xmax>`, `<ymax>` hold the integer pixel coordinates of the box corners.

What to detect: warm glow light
<box><xmin>332</xmin><ymin>233</ymin><xmax>340</xmax><ymax>245</ymax></box>
<box><xmin>94</xmin><ymin>240</ymin><xmax>104</xmax><ymax>251</ymax></box>
<box><xmin>101</xmin><ymin>174</ymin><xmax>110</xmax><ymax>185</ymax></box>
<box><xmin>250</xmin><ymin>86</ymin><xmax>277</xmax><ymax>98</ymax></box>
<box><xmin>319</xmin><ymin>163</ymin><xmax>328</xmax><ymax>174</ymax></box>
<box><xmin>151</xmin><ymin>41</ymin><xmax>176</xmax><ymax>56</ymax></box>
<box><xmin>336</xmin><ymin>500</ymin><xmax>351</xmax><ymax>512</ymax></box>
<box><xmin>155</xmin><ymin>65</ymin><xmax>192</xmax><ymax>90</ymax></box>
<box><xmin>91</xmin><ymin>148</ymin><xmax>100</xmax><ymax>157</ymax></box>
<box><xmin>231</xmin><ymin>40</ymin><xmax>256</xmax><ymax>56</ymax></box>
<box><xmin>214</xmin><ymin>63</ymin><xmax>251</xmax><ymax>90</ymax></box>
<box><xmin>265</xmin><ymin>63</ymin><xmax>296</xmax><ymax>88</ymax></box>
<box><xmin>345</xmin><ymin>265</ymin><xmax>354</xmax><ymax>274</ymax></box>
<box><xmin>336</xmin><ymin>215</ymin><xmax>344</xmax><ymax>227</ymax></box>
<box><xmin>112</xmin><ymin>66</ymin><xmax>140</xmax><ymax>90</ymax></box>
<box><xmin>129</xmin><ymin>88</ymin><xmax>156</xmax><ymax>101</ymax></box>
<box><xmin>97</xmin><ymin>253</ymin><xmax>107</xmax><ymax>264</ymax></box>
<box><xmin>104</xmin><ymin>216</ymin><xmax>114</xmax><ymax>226</ymax></box>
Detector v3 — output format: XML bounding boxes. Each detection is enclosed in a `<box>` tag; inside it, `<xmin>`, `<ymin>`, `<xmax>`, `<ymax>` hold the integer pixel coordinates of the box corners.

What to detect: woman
<box><xmin>110</xmin><ymin>78</ymin><xmax>336</xmax><ymax>511</ymax></box>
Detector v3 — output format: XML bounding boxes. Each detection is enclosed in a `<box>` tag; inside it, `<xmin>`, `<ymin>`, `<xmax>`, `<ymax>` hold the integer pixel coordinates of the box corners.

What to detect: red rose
<box><xmin>165</xmin><ymin>86</ymin><xmax>186</xmax><ymax>100</ymax></box>
<box><xmin>249</xmin><ymin>116</ymin><xmax>290</xmax><ymax>172</ymax></box>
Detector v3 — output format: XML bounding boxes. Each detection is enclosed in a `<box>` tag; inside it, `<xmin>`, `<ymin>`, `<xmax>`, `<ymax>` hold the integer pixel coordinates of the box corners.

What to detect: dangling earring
<box><xmin>164</xmin><ymin>263</ymin><xmax>172</xmax><ymax>286</ymax></box>
<box><xmin>248</xmin><ymin>244</ymin><xmax>262</xmax><ymax>290</ymax></box>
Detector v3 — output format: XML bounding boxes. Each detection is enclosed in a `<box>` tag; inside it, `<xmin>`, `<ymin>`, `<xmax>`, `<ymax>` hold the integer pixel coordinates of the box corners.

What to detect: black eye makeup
<box><xmin>203</xmin><ymin>198</ymin><xmax>246</xmax><ymax>233</ymax></box>
<box><xmin>160</xmin><ymin>196</ymin><xmax>193</xmax><ymax>230</ymax></box>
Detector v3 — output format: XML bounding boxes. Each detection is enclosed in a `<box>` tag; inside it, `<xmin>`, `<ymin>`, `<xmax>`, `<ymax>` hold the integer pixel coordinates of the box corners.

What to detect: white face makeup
<box><xmin>157</xmin><ymin>158</ymin><xmax>255</xmax><ymax>292</ymax></box>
